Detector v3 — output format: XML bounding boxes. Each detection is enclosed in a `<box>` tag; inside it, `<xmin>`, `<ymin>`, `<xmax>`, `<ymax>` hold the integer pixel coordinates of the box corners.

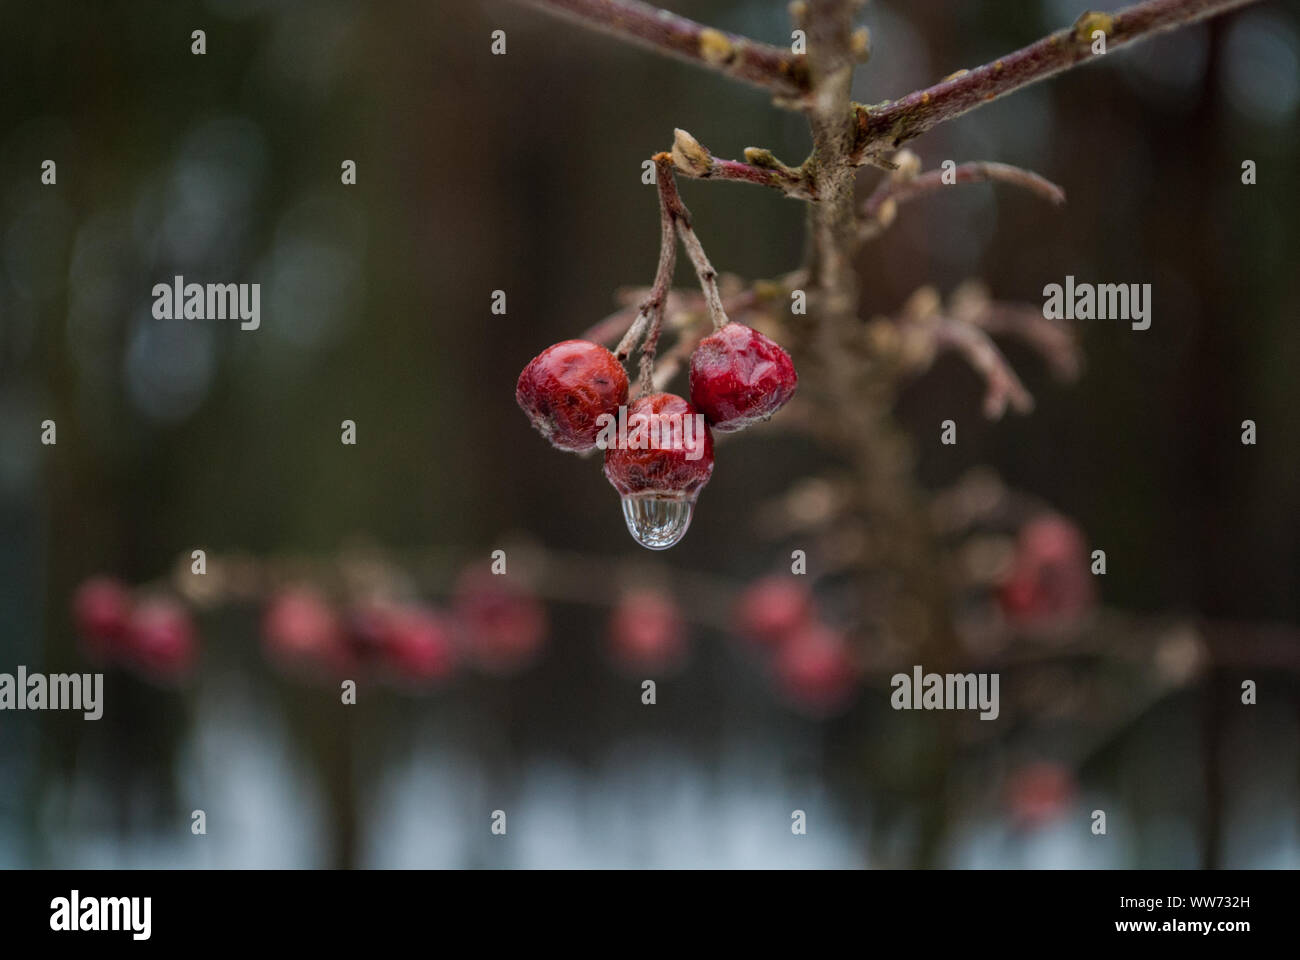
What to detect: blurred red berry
<box><xmin>608</xmin><ymin>589</ymin><xmax>686</xmax><ymax>671</ymax></box>
<box><xmin>516</xmin><ymin>339</ymin><xmax>629</xmax><ymax>452</ymax></box>
<box><xmin>72</xmin><ymin>576</ymin><xmax>131</xmax><ymax>659</ymax></box>
<box><xmin>263</xmin><ymin>587</ymin><xmax>352</xmax><ymax>675</ymax></box>
<box><xmin>689</xmin><ymin>322</ymin><xmax>797</xmax><ymax>432</ymax></box>
<box><xmin>124</xmin><ymin>596</ymin><xmax>198</xmax><ymax>682</ymax></box>
<box><xmin>734</xmin><ymin>576</ymin><xmax>813</xmax><ymax>650</ymax></box>
<box><xmin>382</xmin><ymin>606</ymin><xmax>458</xmax><ymax>685</ymax></box>
<box><xmin>998</xmin><ymin>514</ymin><xmax>1095</xmax><ymax>628</ymax></box>
<box><xmin>346</xmin><ymin>604</ymin><xmax>399</xmax><ymax>664</ymax></box>
<box><xmin>1005</xmin><ymin>762</ymin><xmax>1076</xmax><ymax>828</ymax></box>
<box><xmin>454</xmin><ymin>571</ymin><xmax>547</xmax><ymax>674</ymax></box>
<box><xmin>772</xmin><ymin>623</ymin><xmax>856</xmax><ymax>714</ymax></box>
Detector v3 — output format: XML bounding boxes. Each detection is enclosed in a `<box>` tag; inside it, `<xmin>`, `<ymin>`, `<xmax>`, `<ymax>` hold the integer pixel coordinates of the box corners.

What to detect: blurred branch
<box><xmin>971</xmin><ymin>301</ymin><xmax>1083</xmax><ymax>383</ymax></box>
<box><xmin>513</xmin><ymin>0</ymin><xmax>810</xmax><ymax>97</ymax></box>
<box><xmin>852</xmin><ymin>0</ymin><xmax>1262</xmax><ymax>157</ymax></box>
<box><xmin>859</xmin><ymin>155</ymin><xmax>1065</xmax><ymax>243</ymax></box>
<box><xmin>933</xmin><ymin>314</ymin><xmax>1036</xmax><ymax>419</ymax></box>
<box><xmin>870</xmin><ymin>284</ymin><xmax>1049</xmax><ymax>420</ymax></box>
<box><xmin>879</xmin><ymin>313</ymin><xmax>1034</xmax><ymax>420</ymax></box>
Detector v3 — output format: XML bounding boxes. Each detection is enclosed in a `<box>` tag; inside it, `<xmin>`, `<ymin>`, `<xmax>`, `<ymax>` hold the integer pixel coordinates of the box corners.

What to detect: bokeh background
<box><xmin>1</xmin><ymin>0</ymin><xmax>1298</xmax><ymax>868</ymax></box>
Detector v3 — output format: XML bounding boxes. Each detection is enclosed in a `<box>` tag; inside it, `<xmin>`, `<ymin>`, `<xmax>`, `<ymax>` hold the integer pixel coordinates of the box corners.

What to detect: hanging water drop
<box><xmin>620</xmin><ymin>494</ymin><xmax>695</xmax><ymax>550</ymax></box>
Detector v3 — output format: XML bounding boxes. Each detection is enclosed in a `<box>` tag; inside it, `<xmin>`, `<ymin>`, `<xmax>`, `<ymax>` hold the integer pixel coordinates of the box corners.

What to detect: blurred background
<box><xmin>1</xmin><ymin>0</ymin><xmax>1298</xmax><ymax>868</ymax></box>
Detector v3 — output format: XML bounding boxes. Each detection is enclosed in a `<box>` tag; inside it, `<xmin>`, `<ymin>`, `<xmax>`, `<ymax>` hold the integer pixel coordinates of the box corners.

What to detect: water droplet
<box><xmin>620</xmin><ymin>494</ymin><xmax>695</xmax><ymax>550</ymax></box>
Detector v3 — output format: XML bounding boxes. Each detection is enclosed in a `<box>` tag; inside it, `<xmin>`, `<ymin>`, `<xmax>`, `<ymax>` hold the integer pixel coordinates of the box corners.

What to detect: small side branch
<box><xmin>853</xmin><ymin>0</ymin><xmax>1261</xmax><ymax>156</ymax></box>
<box><xmin>652</xmin><ymin>154</ymin><xmax>730</xmax><ymax>333</ymax></box>
<box><xmin>860</xmin><ymin>158</ymin><xmax>1065</xmax><ymax>242</ymax></box>
<box><xmin>876</xmin><ymin>286</ymin><xmax>1040</xmax><ymax>420</ymax></box>
<box><xmin>617</xmin><ymin>154</ymin><xmax>732</xmax><ymax>389</ymax></box>
<box><xmin>514</xmin><ymin>0</ymin><xmax>810</xmax><ymax>98</ymax></box>
<box><xmin>970</xmin><ymin>301</ymin><xmax>1084</xmax><ymax>383</ymax></box>
<box><xmin>615</xmin><ymin>165</ymin><xmax>678</xmax><ymax>388</ymax></box>
<box><xmin>934</xmin><ymin>317</ymin><xmax>1036</xmax><ymax>419</ymax></box>
<box><xmin>670</xmin><ymin>128</ymin><xmax>815</xmax><ymax>199</ymax></box>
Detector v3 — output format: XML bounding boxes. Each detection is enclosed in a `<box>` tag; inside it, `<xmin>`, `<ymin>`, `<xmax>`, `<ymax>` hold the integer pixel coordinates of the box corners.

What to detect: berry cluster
<box><xmin>733</xmin><ymin>576</ymin><xmax>858</xmax><ymax>715</ymax></box>
<box><xmin>73</xmin><ymin>567</ymin><xmax>548</xmax><ymax>692</ymax></box>
<box><xmin>72</xmin><ymin>577</ymin><xmax>198</xmax><ymax>684</ymax></box>
<box><xmin>516</xmin><ymin>322</ymin><xmax>797</xmax><ymax>550</ymax></box>
<box><xmin>262</xmin><ymin>569</ymin><xmax>547</xmax><ymax>684</ymax></box>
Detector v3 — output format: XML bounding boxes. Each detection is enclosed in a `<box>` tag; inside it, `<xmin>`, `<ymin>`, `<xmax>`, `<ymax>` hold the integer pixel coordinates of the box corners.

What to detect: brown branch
<box><xmin>800</xmin><ymin>0</ymin><xmax>861</xmax><ymax>303</ymax></box>
<box><xmin>933</xmin><ymin>316</ymin><xmax>1036</xmax><ymax>419</ymax></box>
<box><xmin>653</xmin><ymin>154</ymin><xmax>730</xmax><ymax>333</ymax></box>
<box><xmin>616</xmin><ymin>154</ymin><xmax>732</xmax><ymax>386</ymax></box>
<box><xmin>972</xmin><ymin>302</ymin><xmax>1084</xmax><ymax>383</ymax></box>
<box><xmin>947</xmin><ymin>281</ymin><xmax>1083</xmax><ymax>391</ymax></box>
<box><xmin>615</xmin><ymin>157</ymin><xmax>679</xmax><ymax>387</ymax></box>
<box><xmin>670</xmin><ymin>128</ymin><xmax>816</xmax><ymax>199</ymax></box>
<box><xmin>852</xmin><ymin>0</ymin><xmax>1262</xmax><ymax>156</ymax></box>
<box><xmin>514</xmin><ymin>0</ymin><xmax>810</xmax><ymax>98</ymax></box>
<box><xmin>878</xmin><ymin>286</ymin><xmax>1037</xmax><ymax>419</ymax></box>
<box><xmin>859</xmin><ymin>160</ymin><xmax>1065</xmax><ymax>242</ymax></box>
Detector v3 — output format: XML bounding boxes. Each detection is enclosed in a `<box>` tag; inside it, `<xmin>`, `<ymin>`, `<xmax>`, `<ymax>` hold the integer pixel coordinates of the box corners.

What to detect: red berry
<box><xmin>381</xmin><ymin>606</ymin><xmax>458</xmax><ymax>685</ymax></box>
<box><xmin>454</xmin><ymin>570</ymin><xmax>547</xmax><ymax>674</ymax></box>
<box><xmin>772</xmin><ymin>623</ymin><xmax>856</xmax><ymax>714</ymax></box>
<box><xmin>603</xmin><ymin>392</ymin><xmax>714</xmax><ymax>549</ymax></box>
<box><xmin>689</xmin><ymin>322</ymin><xmax>797</xmax><ymax>432</ymax></box>
<box><xmin>733</xmin><ymin>576</ymin><xmax>814</xmax><ymax>650</ymax></box>
<box><xmin>998</xmin><ymin>514</ymin><xmax>1094</xmax><ymax>628</ymax></box>
<box><xmin>608</xmin><ymin>589</ymin><xmax>686</xmax><ymax>671</ymax></box>
<box><xmin>516</xmin><ymin>339</ymin><xmax>629</xmax><ymax>452</ymax></box>
<box><xmin>124</xmin><ymin>596</ymin><xmax>197</xmax><ymax>682</ymax></box>
<box><xmin>263</xmin><ymin>587</ymin><xmax>352</xmax><ymax>676</ymax></box>
<box><xmin>1005</xmin><ymin>762</ymin><xmax>1075</xmax><ymax>828</ymax></box>
<box><xmin>346</xmin><ymin>604</ymin><xmax>399</xmax><ymax>663</ymax></box>
<box><xmin>73</xmin><ymin>576</ymin><xmax>131</xmax><ymax>659</ymax></box>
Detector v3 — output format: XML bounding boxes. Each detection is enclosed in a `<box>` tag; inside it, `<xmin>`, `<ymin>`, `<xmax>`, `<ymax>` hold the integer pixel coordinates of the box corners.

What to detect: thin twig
<box><xmin>883</xmin><ymin>286</ymin><xmax>1037</xmax><ymax>419</ymax></box>
<box><xmin>655</xmin><ymin>154</ymin><xmax>730</xmax><ymax>332</ymax></box>
<box><xmin>859</xmin><ymin>161</ymin><xmax>1066</xmax><ymax>242</ymax></box>
<box><xmin>670</xmin><ymin>128</ymin><xmax>815</xmax><ymax>199</ymax></box>
<box><xmin>852</xmin><ymin>0</ymin><xmax>1261</xmax><ymax>156</ymax></box>
<box><xmin>635</xmin><ymin>188</ymin><xmax>677</xmax><ymax>393</ymax></box>
<box><xmin>514</xmin><ymin>0</ymin><xmax>810</xmax><ymax>98</ymax></box>
<box><xmin>972</xmin><ymin>302</ymin><xmax>1083</xmax><ymax>383</ymax></box>
<box><xmin>933</xmin><ymin>316</ymin><xmax>1036</xmax><ymax>419</ymax></box>
<box><xmin>616</xmin><ymin>158</ymin><xmax>679</xmax><ymax>384</ymax></box>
